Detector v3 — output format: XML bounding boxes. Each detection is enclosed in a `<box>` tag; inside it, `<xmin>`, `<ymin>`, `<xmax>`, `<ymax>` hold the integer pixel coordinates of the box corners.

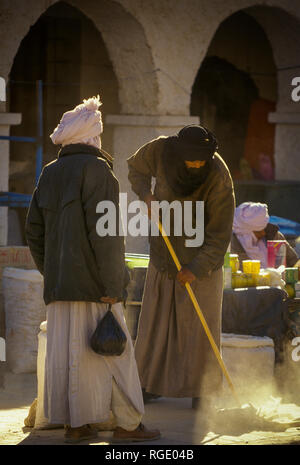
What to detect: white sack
<box><xmin>3</xmin><ymin>268</ymin><xmax>46</xmax><ymax>374</ymax></box>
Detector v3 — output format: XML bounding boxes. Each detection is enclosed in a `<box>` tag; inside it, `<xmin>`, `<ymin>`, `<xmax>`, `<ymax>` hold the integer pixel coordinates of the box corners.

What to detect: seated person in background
<box><xmin>231</xmin><ymin>202</ymin><xmax>299</xmax><ymax>268</ymax></box>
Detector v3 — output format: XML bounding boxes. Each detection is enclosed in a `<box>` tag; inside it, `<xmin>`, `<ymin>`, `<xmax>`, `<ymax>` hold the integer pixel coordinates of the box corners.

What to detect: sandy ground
<box><xmin>0</xmin><ymin>371</ymin><xmax>300</xmax><ymax>446</ymax></box>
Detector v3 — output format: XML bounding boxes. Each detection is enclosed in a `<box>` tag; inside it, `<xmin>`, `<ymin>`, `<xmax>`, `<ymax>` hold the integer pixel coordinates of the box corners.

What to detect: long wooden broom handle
<box><xmin>157</xmin><ymin>219</ymin><xmax>241</xmax><ymax>407</ymax></box>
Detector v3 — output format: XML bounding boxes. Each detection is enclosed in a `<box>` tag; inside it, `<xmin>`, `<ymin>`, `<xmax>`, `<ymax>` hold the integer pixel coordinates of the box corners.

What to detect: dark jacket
<box><xmin>25</xmin><ymin>143</ymin><xmax>128</xmax><ymax>305</ymax></box>
<box><xmin>127</xmin><ymin>136</ymin><xmax>235</xmax><ymax>279</ymax></box>
<box><xmin>231</xmin><ymin>222</ymin><xmax>299</xmax><ymax>267</ymax></box>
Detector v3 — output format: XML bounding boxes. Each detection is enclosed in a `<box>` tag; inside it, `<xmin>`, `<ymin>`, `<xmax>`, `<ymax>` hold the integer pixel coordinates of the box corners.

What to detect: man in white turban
<box><xmin>231</xmin><ymin>202</ymin><xmax>298</xmax><ymax>268</ymax></box>
<box><xmin>26</xmin><ymin>96</ymin><xmax>160</xmax><ymax>443</ymax></box>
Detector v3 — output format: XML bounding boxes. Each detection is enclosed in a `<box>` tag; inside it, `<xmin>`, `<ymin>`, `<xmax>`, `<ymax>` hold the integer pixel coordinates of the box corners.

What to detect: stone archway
<box><xmin>3</xmin><ymin>0</ymin><xmax>160</xmax><ymax>246</ymax></box>
<box><xmin>8</xmin><ymin>1</ymin><xmax>121</xmax><ymax>175</ymax></box>
<box><xmin>7</xmin><ymin>1</ymin><xmax>123</xmax><ymax>244</ymax></box>
<box><xmin>65</xmin><ymin>0</ymin><xmax>159</xmax><ymax>116</ymax></box>
<box><xmin>189</xmin><ymin>4</ymin><xmax>300</xmax><ymax>182</ymax></box>
<box><xmin>244</xmin><ymin>5</ymin><xmax>300</xmax><ymax>181</ymax></box>
<box><xmin>1</xmin><ymin>0</ymin><xmax>159</xmax><ymax>116</ymax></box>
<box><xmin>190</xmin><ymin>10</ymin><xmax>277</xmax><ymax>181</ymax></box>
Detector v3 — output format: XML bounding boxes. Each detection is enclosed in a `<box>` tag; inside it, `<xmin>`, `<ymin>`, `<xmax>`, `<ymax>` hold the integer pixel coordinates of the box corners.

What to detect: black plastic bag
<box><xmin>90</xmin><ymin>305</ymin><xmax>127</xmax><ymax>356</ymax></box>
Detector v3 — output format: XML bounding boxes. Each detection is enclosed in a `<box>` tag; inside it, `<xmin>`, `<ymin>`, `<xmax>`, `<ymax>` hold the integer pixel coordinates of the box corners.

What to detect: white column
<box><xmin>0</xmin><ymin>113</ymin><xmax>22</xmax><ymax>246</ymax></box>
<box><xmin>105</xmin><ymin>114</ymin><xmax>200</xmax><ymax>253</ymax></box>
<box><xmin>268</xmin><ymin>112</ymin><xmax>300</xmax><ymax>180</ymax></box>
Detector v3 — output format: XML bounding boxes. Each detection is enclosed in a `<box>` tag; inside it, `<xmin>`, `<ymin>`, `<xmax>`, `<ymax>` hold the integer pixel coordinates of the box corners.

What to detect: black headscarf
<box><xmin>162</xmin><ymin>125</ymin><xmax>218</xmax><ymax>196</ymax></box>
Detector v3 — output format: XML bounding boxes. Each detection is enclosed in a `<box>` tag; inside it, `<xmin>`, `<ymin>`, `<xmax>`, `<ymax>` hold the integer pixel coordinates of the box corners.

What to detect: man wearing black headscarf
<box><xmin>127</xmin><ymin>125</ymin><xmax>235</xmax><ymax>411</ymax></box>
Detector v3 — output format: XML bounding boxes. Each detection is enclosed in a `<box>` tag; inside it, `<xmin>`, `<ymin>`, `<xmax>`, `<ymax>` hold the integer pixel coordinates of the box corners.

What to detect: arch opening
<box><xmin>191</xmin><ymin>10</ymin><xmax>278</xmax><ymax>182</ymax></box>
<box><xmin>7</xmin><ymin>0</ymin><xmax>120</xmax><ymax>244</ymax></box>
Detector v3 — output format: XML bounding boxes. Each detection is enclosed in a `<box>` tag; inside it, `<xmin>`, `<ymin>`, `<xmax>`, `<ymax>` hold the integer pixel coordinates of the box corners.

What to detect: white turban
<box><xmin>50</xmin><ymin>95</ymin><xmax>103</xmax><ymax>149</ymax></box>
<box><xmin>233</xmin><ymin>202</ymin><xmax>270</xmax><ymax>268</ymax></box>
<box><xmin>233</xmin><ymin>202</ymin><xmax>269</xmax><ymax>235</ymax></box>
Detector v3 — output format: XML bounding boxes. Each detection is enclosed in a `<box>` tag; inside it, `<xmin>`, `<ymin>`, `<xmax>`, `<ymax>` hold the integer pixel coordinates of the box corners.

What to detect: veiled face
<box><xmin>184</xmin><ymin>160</ymin><xmax>206</xmax><ymax>169</ymax></box>
<box><xmin>163</xmin><ymin>142</ymin><xmax>212</xmax><ymax>195</ymax></box>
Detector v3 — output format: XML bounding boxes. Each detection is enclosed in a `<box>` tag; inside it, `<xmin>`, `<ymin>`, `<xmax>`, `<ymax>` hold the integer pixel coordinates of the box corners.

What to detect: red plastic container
<box><xmin>267</xmin><ymin>240</ymin><xmax>286</xmax><ymax>268</ymax></box>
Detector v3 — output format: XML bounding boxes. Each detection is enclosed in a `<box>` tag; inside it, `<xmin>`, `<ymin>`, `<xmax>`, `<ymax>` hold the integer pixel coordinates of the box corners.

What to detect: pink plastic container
<box><xmin>267</xmin><ymin>240</ymin><xmax>286</xmax><ymax>268</ymax></box>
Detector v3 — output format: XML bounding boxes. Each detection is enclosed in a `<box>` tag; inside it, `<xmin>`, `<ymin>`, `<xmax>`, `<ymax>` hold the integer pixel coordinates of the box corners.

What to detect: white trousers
<box><xmin>44</xmin><ymin>301</ymin><xmax>144</xmax><ymax>429</ymax></box>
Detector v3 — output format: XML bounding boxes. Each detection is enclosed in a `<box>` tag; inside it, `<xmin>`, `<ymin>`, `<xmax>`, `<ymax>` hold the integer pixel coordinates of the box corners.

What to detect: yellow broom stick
<box><xmin>157</xmin><ymin>219</ymin><xmax>241</xmax><ymax>407</ymax></box>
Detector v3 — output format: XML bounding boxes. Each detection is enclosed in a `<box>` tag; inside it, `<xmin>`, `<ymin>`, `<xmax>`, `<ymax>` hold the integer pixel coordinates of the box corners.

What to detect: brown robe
<box><xmin>134</xmin><ymin>262</ymin><xmax>224</xmax><ymax>398</ymax></box>
<box><xmin>127</xmin><ymin>136</ymin><xmax>235</xmax><ymax>398</ymax></box>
